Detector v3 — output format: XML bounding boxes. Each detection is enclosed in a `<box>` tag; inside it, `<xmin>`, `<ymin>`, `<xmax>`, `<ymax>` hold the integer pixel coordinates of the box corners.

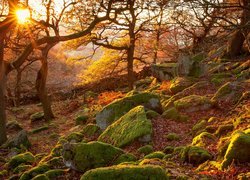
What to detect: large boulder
<box><xmin>2</xmin><ymin>130</ymin><xmax>31</xmax><ymax>149</ymax></box>
<box><xmin>81</xmin><ymin>165</ymin><xmax>168</xmax><ymax>180</ymax></box>
<box><xmin>174</xmin><ymin>95</ymin><xmax>213</xmax><ymax>112</ymax></box>
<box><xmin>7</xmin><ymin>152</ymin><xmax>35</xmax><ymax>169</ymax></box>
<box><xmin>151</xmin><ymin>63</ymin><xmax>178</xmax><ymax>81</ymax></box>
<box><xmin>98</xmin><ymin>106</ymin><xmax>152</xmax><ymax>147</ymax></box>
<box><xmin>96</xmin><ymin>92</ymin><xmax>162</xmax><ymax>130</ymax></box>
<box><xmin>221</xmin><ymin>131</ymin><xmax>250</xmax><ymax>169</ymax></box>
<box><xmin>169</xmin><ymin>77</ymin><xmax>194</xmax><ymax>94</ymax></box>
<box><xmin>212</xmin><ymin>82</ymin><xmax>243</xmax><ymax>105</ymax></box>
<box><xmin>62</xmin><ymin>141</ymin><xmax>127</xmax><ymax>172</ymax></box>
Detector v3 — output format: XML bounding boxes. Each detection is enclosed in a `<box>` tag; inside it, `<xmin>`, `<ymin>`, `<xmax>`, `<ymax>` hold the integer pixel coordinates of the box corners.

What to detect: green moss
<box><xmin>98</xmin><ymin>106</ymin><xmax>152</xmax><ymax>147</ymax></box>
<box><xmin>181</xmin><ymin>146</ymin><xmax>212</xmax><ymax>165</ymax></box>
<box><xmin>174</xmin><ymin>95</ymin><xmax>213</xmax><ymax>112</ymax></box>
<box><xmin>169</xmin><ymin>77</ymin><xmax>194</xmax><ymax>94</ymax></box>
<box><xmin>30</xmin><ymin>125</ymin><xmax>49</xmax><ymax>134</ymax></box>
<box><xmin>50</xmin><ymin>144</ymin><xmax>63</xmax><ymax>157</ymax></box>
<box><xmin>62</xmin><ymin>141</ymin><xmax>124</xmax><ymax>172</ymax></box>
<box><xmin>217</xmin><ymin>137</ymin><xmax>230</xmax><ymax>160</ymax></box>
<box><xmin>144</xmin><ymin>151</ymin><xmax>165</xmax><ymax>159</ymax></box>
<box><xmin>163</xmin><ymin>146</ymin><xmax>174</xmax><ymax>154</ymax></box>
<box><xmin>30</xmin><ymin>112</ymin><xmax>44</xmax><ymax>122</ymax></box>
<box><xmin>163</xmin><ymin>154</ymin><xmax>173</xmax><ymax>160</ymax></box>
<box><xmin>138</xmin><ymin>145</ymin><xmax>154</xmax><ymax>155</ymax></box>
<box><xmin>165</xmin><ymin>133</ymin><xmax>180</xmax><ymax>141</ymax></box>
<box><xmin>66</xmin><ymin>132</ymin><xmax>84</xmax><ymax>143</ymax></box>
<box><xmin>96</xmin><ymin>92</ymin><xmax>162</xmax><ymax>130</ymax></box>
<box><xmin>31</xmin><ymin>174</ymin><xmax>49</xmax><ymax>180</ymax></box>
<box><xmin>114</xmin><ymin>153</ymin><xmax>137</xmax><ymax>165</ymax></box>
<box><xmin>192</xmin><ymin>120</ymin><xmax>207</xmax><ymax>136</ymax></box>
<box><xmin>0</xmin><ymin>170</ymin><xmax>7</xmax><ymax>176</ymax></box>
<box><xmin>192</xmin><ymin>132</ymin><xmax>216</xmax><ymax>147</ymax></box>
<box><xmin>20</xmin><ymin>164</ymin><xmax>50</xmax><ymax>180</ymax></box>
<box><xmin>8</xmin><ymin>152</ymin><xmax>35</xmax><ymax>169</ymax></box>
<box><xmin>81</xmin><ymin>124</ymin><xmax>100</xmax><ymax>137</ymax></box>
<box><xmin>13</xmin><ymin>165</ymin><xmax>32</xmax><ymax>174</ymax></box>
<box><xmin>46</xmin><ymin>157</ymin><xmax>64</xmax><ymax>168</ymax></box>
<box><xmin>162</xmin><ymin>107</ymin><xmax>188</xmax><ymax>122</ymax></box>
<box><xmin>45</xmin><ymin>169</ymin><xmax>65</xmax><ymax>179</ymax></box>
<box><xmin>75</xmin><ymin>115</ymin><xmax>88</xmax><ymax>125</ymax></box>
<box><xmin>215</xmin><ymin>124</ymin><xmax>234</xmax><ymax>137</ymax></box>
<box><xmin>80</xmin><ymin>165</ymin><xmax>169</xmax><ymax>180</ymax></box>
<box><xmin>146</xmin><ymin>110</ymin><xmax>160</xmax><ymax>119</ymax></box>
<box><xmin>139</xmin><ymin>158</ymin><xmax>166</xmax><ymax>167</ymax></box>
<box><xmin>221</xmin><ymin>132</ymin><xmax>250</xmax><ymax>169</ymax></box>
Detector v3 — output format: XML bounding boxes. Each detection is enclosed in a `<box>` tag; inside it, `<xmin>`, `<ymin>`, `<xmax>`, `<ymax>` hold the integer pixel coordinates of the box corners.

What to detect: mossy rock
<box><xmin>13</xmin><ymin>164</ymin><xmax>32</xmax><ymax>174</ymax></box>
<box><xmin>6</xmin><ymin>120</ymin><xmax>23</xmax><ymax>131</ymax></box>
<box><xmin>146</xmin><ymin>110</ymin><xmax>160</xmax><ymax>119</ymax></box>
<box><xmin>163</xmin><ymin>146</ymin><xmax>174</xmax><ymax>154</ymax></box>
<box><xmin>0</xmin><ymin>170</ymin><xmax>7</xmax><ymax>177</ymax></box>
<box><xmin>80</xmin><ymin>165</ymin><xmax>169</xmax><ymax>180</ymax></box>
<box><xmin>162</xmin><ymin>107</ymin><xmax>188</xmax><ymax>122</ymax></box>
<box><xmin>96</xmin><ymin>92</ymin><xmax>162</xmax><ymax>130</ymax></box>
<box><xmin>2</xmin><ymin>130</ymin><xmax>31</xmax><ymax>149</ymax></box>
<box><xmin>212</xmin><ymin>82</ymin><xmax>243</xmax><ymax>105</ymax></box>
<box><xmin>192</xmin><ymin>132</ymin><xmax>216</xmax><ymax>147</ymax></box>
<box><xmin>75</xmin><ymin>115</ymin><xmax>88</xmax><ymax>125</ymax></box>
<box><xmin>8</xmin><ymin>152</ymin><xmax>35</xmax><ymax>169</ymax></box>
<box><xmin>139</xmin><ymin>158</ymin><xmax>166</xmax><ymax>167</ymax></box>
<box><xmin>31</xmin><ymin>174</ymin><xmax>49</xmax><ymax>180</ymax></box>
<box><xmin>174</xmin><ymin>95</ymin><xmax>213</xmax><ymax>112</ymax></box>
<box><xmin>30</xmin><ymin>125</ymin><xmax>49</xmax><ymax>134</ymax></box>
<box><xmin>81</xmin><ymin>124</ymin><xmax>101</xmax><ymax>137</ymax></box>
<box><xmin>20</xmin><ymin>164</ymin><xmax>50</xmax><ymax>180</ymax></box>
<box><xmin>170</xmin><ymin>77</ymin><xmax>194</xmax><ymax>94</ymax></box>
<box><xmin>221</xmin><ymin>131</ymin><xmax>250</xmax><ymax>169</ymax></box>
<box><xmin>137</xmin><ymin>145</ymin><xmax>154</xmax><ymax>155</ymax></box>
<box><xmin>215</xmin><ymin>124</ymin><xmax>234</xmax><ymax>137</ymax></box>
<box><xmin>66</xmin><ymin>132</ymin><xmax>84</xmax><ymax>143</ymax></box>
<box><xmin>144</xmin><ymin>151</ymin><xmax>165</xmax><ymax>159</ymax></box>
<box><xmin>45</xmin><ymin>157</ymin><xmax>65</xmax><ymax>168</ymax></box>
<box><xmin>45</xmin><ymin>169</ymin><xmax>65</xmax><ymax>179</ymax></box>
<box><xmin>62</xmin><ymin>141</ymin><xmax>124</xmax><ymax>172</ymax></box>
<box><xmin>114</xmin><ymin>153</ymin><xmax>137</xmax><ymax>165</ymax></box>
<box><xmin>192</xmin><ymin>120</ymin><xmax>207</xmax><ymax>136</ymax></box>
<box><xmin>98</xmin><ymin>106</ymin><xmax>152</xmax><ymax>147</ymax></box>
<box><xmin>30</xmin><ymin>112</ymin><xmax>44</xmax><ymax>122</ymax></box>
<box><xmin>165</xmin><ymin>133</ymin><xmax>180</xmax><ymax>141</ymax></box>
<box><xmin>181</xmin><ymin>146</ymin><xmax>212</xmax><ymax>165</ymax></box>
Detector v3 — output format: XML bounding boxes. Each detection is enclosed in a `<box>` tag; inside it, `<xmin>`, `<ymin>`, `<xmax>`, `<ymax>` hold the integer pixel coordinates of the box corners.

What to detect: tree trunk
<box><xmin>14</xmin><ymin>69</ymin><xmax>22</xmax><ymax>107</ymax></box>
<box><xmin>0</xmin><ymin>37</ymin><xmax>7</xmax><ymax>145</ymax></box>
<box><xmin>127</xmin><ymin>33</ymin><xmax>136</xmax><ymax>90</ymax></box>
<box><xmin>35</xmin><ymin>50</ymin><xmax>54</xmax><ymax>121</ymax></box>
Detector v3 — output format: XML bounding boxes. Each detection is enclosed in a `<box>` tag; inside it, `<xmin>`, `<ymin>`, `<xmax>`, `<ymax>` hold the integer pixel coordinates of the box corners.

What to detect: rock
<box><xmin>20</xmin><ymin>164</ymin><xmax>50</xmax><ymax>180</ymax></box>
<box><xmin>45</xmin><ymin>169</ymin><xmax>65</xmax><ymax>179</ymax></box>
<box><xmin>81</xmin><ymin>124</ymin><xmax>101</xmax><ymax>137</ymax></box>
<box><xmin>62</xmin><ymin>141</ymin><xmax>125</xmax><ymax>172</ymax></box>
<box><xmin>65</xmin><ymin>132</ymin><xmax>84</xmax><ymax>143</ymax></box>
<box><xmin>212</xmin><ymin>82</ymin><xmax>243</xmax><ymax>105</ymax></box>
<box><xmin>98</xmin><ymin>106</ymin><xmax>152</xmax><ymax>147</ymax></box>
<box><xmin>221</xmin><ymin>131</ymin><xmax>250</xmax><ymax>169</ymax></box>
<box><xmin>151</xmin><ymin>63</ymin><xmax>178</xmax><ymax>81</ymax></box>
<box><xmin>2</xmin><ymin>130</ymin><xmax>31</xmax><ymax>149</ymax></box>
<box><xmin>75</xmin><ymin>115</ymin><xmax>88</xmax><ymax>125</ymax></box>
<box><xmin>96</xmin><ymin>92</ymin><xmax>162</xmax><ymax>130</ymax></box>
<box><xmin>192</xmin><ymin>120</ymin><xmax>207</xmax><ymax>136</ymax></box>
<box><xmin>137</xmin><ymin>145</ymin><xmax>154</xmax><ymax>155</ymax></box>
<box><xmin>215</xmin><ymin>124</ymin><xmax>234</xmax><ymax>137</ymax></box>
<box><xmin>165</xmin><ymin>133</ymin><xmax>180</xmax><ymax>141</ymax></box>
<box><xmin>174</xmin><ymin>95</ymin><xmax>213</xmax><ymax>112</ymax></box>
<box><xmin>181</xmin><ymin>146</ymin><xmax>212</xmax><ymax>165</ymax></box>
<box><xmin>30</xmin><ymin>112</ymin><xmax>44</xmax><ymax>122</ymax></box>
<box><xmin>146</xmin><ymin>110</ymin><xmax>160</xmax><ymax>119</ymax></box>
<box><xmin>8</xmin><ymin>152</ymin><xmax>35</xmax><ymax>169</ymax></box>
<box><xmin>169</xmin><ymin>77</ymin><xmax>194</xmax><ymax>94</ymax></box>
<box><xmin>144</xmin><ymin>151</ymin><xmax>165</xmax><ymax>159</ymax></box>
<box><xmin>163</xmin><ymin>146</ymin><xmax>174</xmax><ymax>154</ymax></box>
<box><xmin>192</xmin><ymin>132</ymin><xmax>216</xmax><ymax>147</ymax></box>
<box><xmin>13</xmin><ymin>165</ymin><xmax>32</xmax><ymax>174</ymax></box>
<box><xmin>81</xmin><ymin>165</ymin><xmax>168</xmax><ymax>180</ymax></box>
<box><xmin>30</xmin><ymin>125</ymin><xmax>49</xmax><ymax>134</ymax></box>
<box><xmin>114</xmin><ymin>153</ymin><xmax>137</xmax><ymax>165</ymax></box>
<box><xmin>139</xmin><ymin>158</ymin><xmax>166</xmax><ymax>167</ymax></box>
<box><xmin>162</xmin><ymin>107</ymin><xmax>188</xmax><ymax>122</ymax></box>
<box><xmin>6</xmin><ymin>120</ymin><xmax>23</xmax><ymax>131</ymax></box>
<box><xmin>31</xmin><ymin>174</ymin><xmax>49</xmax><ymax>180</ymax></box>
<box><xmin>177</xmin><ymin>53</ymin><xmax>192</xmax><ymax>76</ymax></box>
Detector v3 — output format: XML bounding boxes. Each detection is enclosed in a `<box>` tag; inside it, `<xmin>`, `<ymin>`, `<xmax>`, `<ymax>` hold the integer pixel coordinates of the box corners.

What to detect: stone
<box><xmin>151</xmin><ymin>63</ymin><xmax>178</xmax><ymax>81</ymax></box>
<box><xmin>8</xmin><ymin>152</ymin><xmax>35</xmax><ymax>169</ymax></box>
<box><xmin>30</xmin><ymin>112</ymin><xmax>44</xmax><ymax>122</ymax></box>
<box><xmin>169</xmin><ymin>77</ymin><xmax>194</xmax><ymax>94</ymax></box>
<box><xmin>137</xmin><ymin>145</ymin><xmax>154</xmax><ymax>155</ymax></box>
<box><xmin>192</xmin><ymin>132</ymin><xmax>216</xmax><ymax>147</ymax></box>
<box><xmin>96</xmin><ymin>92</ymin><xmax>162</xmax><ymax>130</ymax></box>
<box><xmin>2</xmin><ymin>130</ymin><xmax>31</xmax><ymax>149</ymax></box>
<box><xmin>144</xmin><ymin>151</ymin><xmax>166</xmax><ymax>159</ymax></box>
<box><xmin>98</xmin><ymin>106</ymin><xmax>152</xmax><ymax>147</ymax></box>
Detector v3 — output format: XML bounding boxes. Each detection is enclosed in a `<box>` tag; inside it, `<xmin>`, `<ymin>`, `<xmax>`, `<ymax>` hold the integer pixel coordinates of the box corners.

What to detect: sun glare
<box><xmin>16</xmin><ymin>9</ymin><xmax>30</xmax><ymax>24</ymax></box>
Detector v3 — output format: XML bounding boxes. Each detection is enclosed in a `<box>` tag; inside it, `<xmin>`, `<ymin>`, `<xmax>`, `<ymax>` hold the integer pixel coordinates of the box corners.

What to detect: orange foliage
<box><xmin>97</xmin><ymin>91</ymin><xmax>124</xmax><ymax>106</ymax></box>
<box><xmin>159</xmin><ymin>81</ymin><xmax>171</xmax><ymax>91</ymax></box>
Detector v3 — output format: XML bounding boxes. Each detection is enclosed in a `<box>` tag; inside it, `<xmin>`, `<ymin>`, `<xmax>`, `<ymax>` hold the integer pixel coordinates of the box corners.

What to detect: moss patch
<box><xmin>8</xmin><ymin>152</ymin><xmax>35</xmax><ymax>169</ymax></box>
<box><xmin>170</xmin><ymin>77</ymin><xmax>194</xmax><ymax>94</ymax></box>
<box><xmin>192</xmin><ymin>132</ymin><xmax>216</xmax><ymax>147</ymax></box>
<box><xmin>144</xmin><ymin>151</ymin><xmax>165</xmax><ymax>159</ymax></box>
<box><xmin>98</xmin><ymin>106</ymin><xmax>152</xmax><ymax>147</ymax></box>
<box><xmin>162</xmin><ymin>107</ymin><xmax>188</xmax><ymax>122</ymax></box>
<box><xmin>138</xmin><ymin>145</ymin><xmax>154</xmax><ymax>155</ymax></box>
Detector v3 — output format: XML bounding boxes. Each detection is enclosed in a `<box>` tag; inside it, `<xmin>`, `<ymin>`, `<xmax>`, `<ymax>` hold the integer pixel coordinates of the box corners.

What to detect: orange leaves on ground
<box><xmin>159</xmin><ymin>81</ymin><xmax>171</xmax><ymax>92</ymax></box>
<box><xmin>97</xmin><ymin>91</ymin><xmax>124</xmax><ymax>106</ymax></box>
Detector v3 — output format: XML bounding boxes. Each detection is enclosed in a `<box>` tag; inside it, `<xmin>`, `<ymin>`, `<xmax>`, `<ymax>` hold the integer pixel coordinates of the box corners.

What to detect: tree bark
<box><xmin>35</xmin><ymin>47</ymin><xmax>54</xmax><ymax>121</ymax></box>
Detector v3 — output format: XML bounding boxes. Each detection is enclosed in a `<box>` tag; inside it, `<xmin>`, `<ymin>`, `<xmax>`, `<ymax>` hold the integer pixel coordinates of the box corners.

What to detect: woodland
<box><xmin>0</xmin><ymin>0</ymin><xmax>249</xmax><ymax>179</ymax></box>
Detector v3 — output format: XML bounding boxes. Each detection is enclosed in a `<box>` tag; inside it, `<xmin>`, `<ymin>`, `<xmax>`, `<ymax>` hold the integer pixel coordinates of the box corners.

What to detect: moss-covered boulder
<box><xmin>192</xmin><ymin>132</ymin><xmax>216</xmax><ymax>147</ymax></box>
<box><xmin>215</xmin><ymin>124</ymin><xmax>234</xmax><ymax>137</ymax></box>
<box><xmin>30</xmin><ymin>112</ymin><xmax>44</xmax><ymax>122</ymax></box>
<box><xmin>75</xmin><ymin>115</ymin><xmax>88</xmax><ymax>125</ymax></box>
<box><xmin>2</xmin><ymin>130</ymin><xmax>31</xmax><ymax>149</ymax></box>
<box><xmin>65</xmin><ymin>132</ymin><xmax>84</xmax><ymax>143</ymax></box>
<box><xmin>81</xmin><ymin>124</ymin><xmax>101</xmax><ymax>137</ymax></box>
<box><xmin>151</xmin><ymin>63</ymin><xmax>178</xmax><ymax>81</ymax></box>
<box><xmin>20</xmin><ymin>164</ymin><xmax>50</xmax><ymax>180</ymax></box>
<box><xmin>144</xmin><ymin>151</ymin><xmax>166</xmax><ymax>159</ymax></box>
<box><xmin>8</xmin><ymin>152</ymin><xmax>35</xmax><ymax>169</ymax></box>
<box><xmin>170</xmin><ymin>77</ymin><xmax>194</xmax><ymax>94</ymax></box>
<box><xmin>80</xmin><ymin>165</ymin><xmax>169</xmax><ymax>180</ymax></box>
<box><xmin>62</xmin><ymin>141</ymin><xmax>125</xmax><ymax>172</ymax></box>
<box><xmin>221</xmin><ymin>131</ymin><xmax>250</xmax><ymax>169</ymax></box>
<box><xmin>181</xmin><ymin>146</ymin><xmax>212</xmax><ymax>165</ymax></box>
<box><xmin>192</xmin><ymin>120</ymin><xmax>207</xmax><ymax>136</ymax></box>
<box><xmin>174</xmin><ymin>95</ymin><xmax>213</xmax><ymax>112</ymax></box>
<box><xmin>114</xmin><ymin>153</ymin><xmax>137</xmax><ymax>165</ymax></box>
<box><xmin>6</xmin><ymin>120</ymin><xmax>23</xmax><ymax>131</ymax></box>
<box><xmin>162</xmin><ymin>107</ymin><xmax>188</xmax><ymax>122</ymax></box>
<box><xmin>98</xmin><ymin>106</ymin><xmax>152</xmax><ymax>147</ymax></box>
<box><xmin>96</xmin><ymin>92</ymin><xmax>162</xmax><ymax>130</ymax></box>
<box><xmin>31</xmin><ymin>174</ymin><xmax>49</xmax><ymax>180</ymax></box>
<box><xmin>13</xmin><ymin>165</ymin><xmax>32</xmax><ymax>174</ymax></box>
<box><xmin>212</xmin><ymin>82</ymin><xmax>243</xmax><ymax>105</ymax></box>
<box><xmin>137</xmin><ymin>145</ymin><xmax>154</xmax><ymax>155</ymax></box>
